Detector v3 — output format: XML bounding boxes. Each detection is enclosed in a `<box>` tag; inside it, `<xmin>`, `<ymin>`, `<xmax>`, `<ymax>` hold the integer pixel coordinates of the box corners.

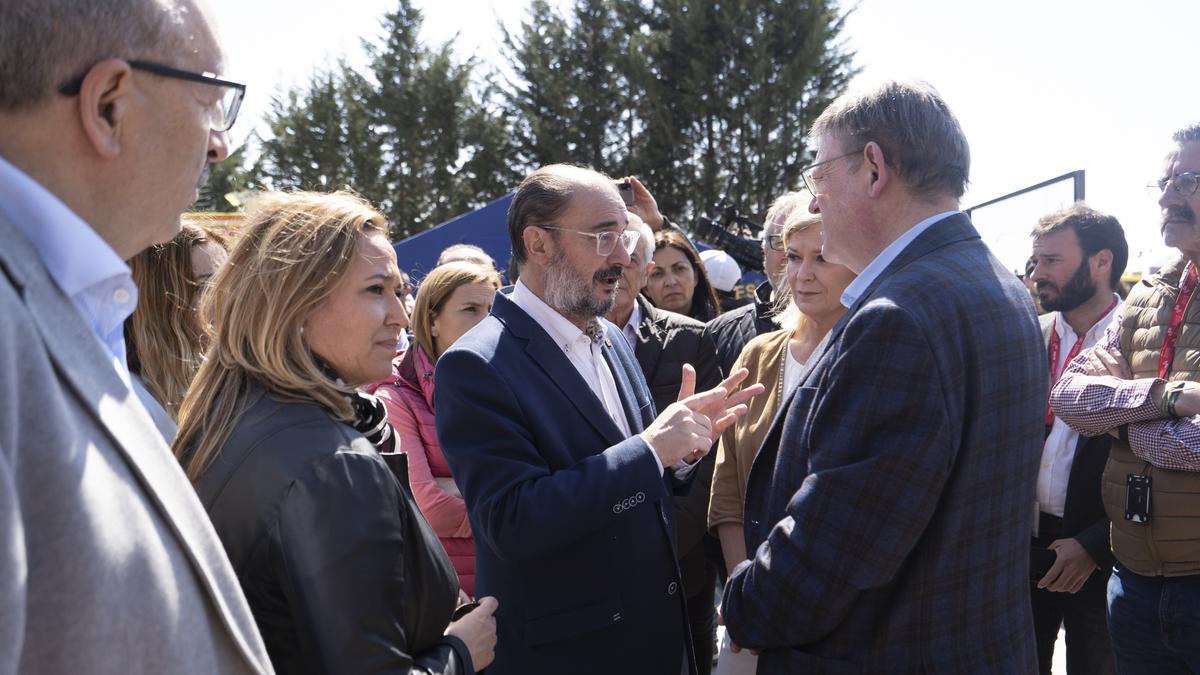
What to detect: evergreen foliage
<box><xmin>198</xmin><ymin>0</ymin><xmax>855</xmax><ymax>236</ymax></box>
<box><xmin>194</xmin><ymin>141</ymin><xmax>253</xmax><ymax>212</ymax></box>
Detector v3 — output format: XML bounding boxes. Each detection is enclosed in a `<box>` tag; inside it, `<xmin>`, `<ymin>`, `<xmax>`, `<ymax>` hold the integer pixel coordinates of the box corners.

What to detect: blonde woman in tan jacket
<box><xmin>709</xmin><ymin>212</ymin><xmax>856</xmax><ymax>673</ymax></box>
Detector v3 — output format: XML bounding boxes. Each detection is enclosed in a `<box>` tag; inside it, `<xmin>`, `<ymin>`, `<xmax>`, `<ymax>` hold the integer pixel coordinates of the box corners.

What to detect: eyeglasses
<box><xmin>540</xmin><ymin>226</ymin><xmax>639</xmax><ymax>257</ymax></box>
<box><xmin>58</xmin><ymin>60</ymin><xmax>246</xmax><ymax>132</ymax></box>
<box><xmin>799</xmin><ymin>149</ymin><xmax>862</xmax><ymax>194</ymax></box>
<box><xmin>1150</xmin><ymin>172</ymin><xmax>1200</xmax><ymax>197</ymax></box>
<box><xmin>765</xmin><ymin>233</ymin><xmax>785</xmax><ymax>251</ymax></box>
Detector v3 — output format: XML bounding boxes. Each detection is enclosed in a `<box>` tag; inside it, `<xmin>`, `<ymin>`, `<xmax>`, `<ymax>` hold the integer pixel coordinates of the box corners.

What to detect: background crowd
<box><xmin>6</xmin><ymin>1</ymin><xmax>1200</xmax><ymax>675</ymax></box>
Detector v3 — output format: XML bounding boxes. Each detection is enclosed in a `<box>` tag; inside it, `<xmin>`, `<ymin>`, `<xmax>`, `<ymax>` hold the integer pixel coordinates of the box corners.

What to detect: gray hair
<box><xmin>810</xmin><ymin>80</ymin><xmax>970</xmax><ymax>200</ymax></box>
<box><xmin>1174</xmin><ymin>124</ymin><xmax>1200</xmax><ymax>145</ymax></box>
<box><xmin>627</xmin><ymin>215</ymin><xmax>655</xmax><ymax>269</ymax></box>
<box><xmin>763</xmin><ymin>191</ymin><xmax>807</xmax><ymax>237</ymax></box>
<box><xmin>0</xmin><ymin>0</ymin><xmax>191</xmax><ymax>111</ymax></box>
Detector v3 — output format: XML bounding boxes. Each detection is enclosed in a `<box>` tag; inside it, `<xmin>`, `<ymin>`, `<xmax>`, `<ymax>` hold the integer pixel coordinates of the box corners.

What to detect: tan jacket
<box><xmin>708</xmin><ymin>329</ymin><xmax>792</xmax><ymax>532</ymax></box>
<box><xmin>1105</xmin><ymin>257</ymin><xmax>1200</xmax><ymax>575</ymax></box>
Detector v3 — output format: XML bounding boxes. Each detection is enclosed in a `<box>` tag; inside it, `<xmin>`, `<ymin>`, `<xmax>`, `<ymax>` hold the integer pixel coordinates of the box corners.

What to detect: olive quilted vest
<box><xmin>1105</xmin><ymin>258</ymin><xmax>1200</xmax><ymax>575</ymax></box>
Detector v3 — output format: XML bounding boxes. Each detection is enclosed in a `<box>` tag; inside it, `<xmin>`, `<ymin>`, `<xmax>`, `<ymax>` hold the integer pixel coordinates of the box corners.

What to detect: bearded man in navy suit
<box><xmin>436</xmin><ymin>164</ymin><xmax>760</xmax><ymax>675</ymax></box>
<box><xmin>722</xmin><ymin>81</ymin><xmax>1046</xmax><ymax>673</ymax></box>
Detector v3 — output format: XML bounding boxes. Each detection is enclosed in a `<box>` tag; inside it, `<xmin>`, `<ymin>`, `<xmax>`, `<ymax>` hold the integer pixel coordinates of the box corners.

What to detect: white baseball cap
<box><xmin>700</xmin><ymin>249</ymin><xmax>742</xmax><ymax>292</ymax></box>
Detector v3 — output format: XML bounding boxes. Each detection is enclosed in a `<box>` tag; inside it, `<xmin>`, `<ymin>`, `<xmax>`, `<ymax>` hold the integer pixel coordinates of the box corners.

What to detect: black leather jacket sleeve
<box><xmin>273</xmin><ymin>449</ymin><xmax>470</xmax><ymax>674</ymax></box>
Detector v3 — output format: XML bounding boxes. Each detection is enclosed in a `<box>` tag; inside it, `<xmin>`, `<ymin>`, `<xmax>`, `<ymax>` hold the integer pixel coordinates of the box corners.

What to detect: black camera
<box><xmin>687</xmin><ymin>184</ymin><xmax>764</xmax><ymax>274</ymax></box>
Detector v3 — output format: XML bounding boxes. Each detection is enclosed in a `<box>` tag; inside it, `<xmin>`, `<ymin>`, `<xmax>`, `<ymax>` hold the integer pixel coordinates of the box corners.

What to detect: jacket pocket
<box><xmin>523</xmin><ymin>598</ymin><xmax>623</xmax><ymax>647</ymax></box>
<box><xmin>791</xmin><ymin>385</ymin><xmax>819</xmax><ymax>412</ymax></box>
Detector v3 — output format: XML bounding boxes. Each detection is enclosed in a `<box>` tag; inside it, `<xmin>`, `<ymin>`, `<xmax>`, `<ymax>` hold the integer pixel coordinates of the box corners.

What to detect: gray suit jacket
<box><xmin>0</xmin><ymin>211</ymin><xmax>272</xmax><ymax>674</ymax></box>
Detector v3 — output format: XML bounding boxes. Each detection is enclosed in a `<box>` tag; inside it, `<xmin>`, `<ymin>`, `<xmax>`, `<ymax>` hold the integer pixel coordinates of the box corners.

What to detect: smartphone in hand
<box><xmin>616</xmin><ymin>180</ymin><xmax>634</xmax><ymax>207</ymax></box>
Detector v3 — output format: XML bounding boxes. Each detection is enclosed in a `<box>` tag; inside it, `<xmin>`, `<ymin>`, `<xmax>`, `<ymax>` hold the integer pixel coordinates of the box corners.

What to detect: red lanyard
<box><xmin>1158</xmin><ymin>262</ymin><xmax>1199</xmax><ymax>379</ymax></box>
<box><xmin>1046</xmin><ymin>296</ymin><xmax>1119</xmax><ymax>426</ymax></box>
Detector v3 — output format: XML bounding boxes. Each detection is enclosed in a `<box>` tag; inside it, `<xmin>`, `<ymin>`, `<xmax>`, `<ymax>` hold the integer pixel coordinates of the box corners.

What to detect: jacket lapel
<box><xmin>633</xmin><ymin>295</ymin><xmax>666</xmax><ymax>379</ymax></box>
<box><xmin>493</xmin><ymin>292</ymin><xmax>627</xmax><ymax>445</ymax></box>
<box><xmin>601</xmin><ymin>326</ymin><xmax>646</xmax><ymax>433</ymax></box>
<box><xmin>0</xmin><ymin>214</ymin><xmax>269</xmax><ymax>672</ymax></box>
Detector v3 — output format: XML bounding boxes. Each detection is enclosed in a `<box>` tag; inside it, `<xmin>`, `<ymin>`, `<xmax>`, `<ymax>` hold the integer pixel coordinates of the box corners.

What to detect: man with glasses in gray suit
<box><xmin>0</xmin><ymin>1</ymin><xmax>269</xmax><ymax>673</ymax></box>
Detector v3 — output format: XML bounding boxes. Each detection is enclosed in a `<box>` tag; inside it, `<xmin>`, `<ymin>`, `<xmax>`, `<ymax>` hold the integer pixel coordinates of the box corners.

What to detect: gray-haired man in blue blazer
<box><xmin>722</xmin><ymin>81</ymin><xmax>1046</xmax><ymax>673</ymax></box>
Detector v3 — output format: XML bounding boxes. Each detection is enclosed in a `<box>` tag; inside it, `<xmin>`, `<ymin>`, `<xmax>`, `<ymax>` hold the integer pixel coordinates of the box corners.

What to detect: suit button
<box><xmin>668</xmin><ymin>582</ymin><xmax>678</xmax><ymax>595</ymax></box>
<box><xmin>635</xmin><ymin>491</ymin><xmax>646</xmax><ymax>504</ymax></box>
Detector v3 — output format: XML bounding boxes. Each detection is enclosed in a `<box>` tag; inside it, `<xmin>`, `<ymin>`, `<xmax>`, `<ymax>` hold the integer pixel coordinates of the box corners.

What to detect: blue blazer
<box><xmin>722</xmin><ymin>213</ymin><xmax>1046</xmax><ymax>673</ymax></box>
<box><xmin>435</xmin><ymin>289</ymin><xmax>694</xmax><ymax>675</ymax></box>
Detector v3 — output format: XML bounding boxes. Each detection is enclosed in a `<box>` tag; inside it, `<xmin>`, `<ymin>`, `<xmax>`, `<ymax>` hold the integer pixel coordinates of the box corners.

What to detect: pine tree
<box><xmin>255</xmin><ymin>64</ymin><xmax>373</xmax><ymax>194</ymax></box>
<box><xmin>500</xmin><ymin>0</ymin><xmax>634</xmax><ymax>174</ymax></box>
<box><xmin>504</xmin><ymin>0</ymin><xmax>858</xmax><ymax>224</ymax></box>
<box><xmin>367</xmin><ymin>0</ymin><xmax>518</xmax><ymax>238</ymax></box>
<box><xmin>648</xmin><ymin>0</ymin><xmax>857</xmax><ymax>220</ymax></box>
<box><xmin>247</xmin><ymin>0</ymin><xmax>516</xmax><ymax>239</ymax></box>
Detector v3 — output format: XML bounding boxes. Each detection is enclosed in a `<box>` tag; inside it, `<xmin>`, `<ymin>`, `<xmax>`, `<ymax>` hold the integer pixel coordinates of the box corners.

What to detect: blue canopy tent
<box><xmin>392</xmin><ymin>193</ymin><xmax>515</xmax><ymax>283</ymax></box>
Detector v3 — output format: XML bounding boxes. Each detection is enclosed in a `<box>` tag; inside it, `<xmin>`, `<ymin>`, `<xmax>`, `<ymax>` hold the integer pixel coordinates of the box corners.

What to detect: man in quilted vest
<box><xmin>1052</xmin><ymin>123</ymin><xmax>1200</xmax><ymax>673</ymax></box>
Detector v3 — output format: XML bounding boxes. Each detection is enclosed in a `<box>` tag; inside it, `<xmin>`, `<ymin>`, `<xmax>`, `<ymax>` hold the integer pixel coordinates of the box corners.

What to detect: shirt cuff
<box><xmin>638</xmin><ymin>433</ymin><xmax>666</xmax><ymax>474</ymax></box>
<box><xmin>1112</xmin><ymin>376</ymin><xmax>1162</xmax><ymax>412</ymax></box>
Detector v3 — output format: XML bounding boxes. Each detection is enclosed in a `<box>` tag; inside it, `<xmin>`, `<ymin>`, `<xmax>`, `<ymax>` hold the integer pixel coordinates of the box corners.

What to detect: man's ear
<box><xmin>862</xmin><ymin>141</ymin><xmax>891</xmax><ymax>199</ymax></box>
<box><xmin>1091</xmin><ymin>248</ymin><xmax>1114</xmax><ymax>280</ymax></box>
<box><xmin>76</xmin><ymin>59</ymin><xmax>135</xmax><ymax>161</ymax></box>
<box><xmin>523</xmin><ymin>225</ymin><xmax>550</xmax><ymax>263</ymax></box>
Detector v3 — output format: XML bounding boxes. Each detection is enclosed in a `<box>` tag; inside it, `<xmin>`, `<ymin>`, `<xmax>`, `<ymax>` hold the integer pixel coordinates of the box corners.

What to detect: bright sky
<box><xmin>208</xmin><ymin>0</ymin><xmax>1198</xmax><ymax>274</ymax></box>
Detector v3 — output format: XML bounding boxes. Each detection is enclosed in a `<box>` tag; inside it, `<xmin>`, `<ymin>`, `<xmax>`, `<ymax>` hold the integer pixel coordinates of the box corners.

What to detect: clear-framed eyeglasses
<box><xmin>540</xmin><ymin>226</ymin><xmax>639</xmax><ymax>256</ymax></box>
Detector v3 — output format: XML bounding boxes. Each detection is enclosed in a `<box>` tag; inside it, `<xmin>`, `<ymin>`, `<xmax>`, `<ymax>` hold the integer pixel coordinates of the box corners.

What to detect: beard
<box><xmin>543</xmin><ymin>256</ymin><xmax>623</xmax><ymax>322</ymax></box>
<box><xmin>1037</xmin><ymin>258</ymin><xmax>1097</xmax><ymax>312</ymax></box>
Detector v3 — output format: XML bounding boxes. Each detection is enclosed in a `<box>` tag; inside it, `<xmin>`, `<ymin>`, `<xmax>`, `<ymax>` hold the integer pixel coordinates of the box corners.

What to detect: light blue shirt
<box><xmin>0</xmin><ymin>154</ymin><xmax>137</xmax><ymax>380</ymax></box>
<box><xmin>840</xmin><ymin>211</ymin><xmax>961</xmax><ymax>309</ymax></box>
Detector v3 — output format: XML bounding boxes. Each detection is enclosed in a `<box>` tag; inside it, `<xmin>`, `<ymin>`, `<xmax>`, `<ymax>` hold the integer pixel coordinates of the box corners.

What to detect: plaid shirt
<box><xmin>1050</xmin><ymin>306</ymin><xmax>1200</xmax><ymax>471</ymax></box>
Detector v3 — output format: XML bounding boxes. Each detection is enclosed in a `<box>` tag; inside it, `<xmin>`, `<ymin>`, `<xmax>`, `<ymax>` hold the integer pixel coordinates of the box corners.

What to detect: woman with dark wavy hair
<box><xmin>645</xmin><ymin>228</ymin><xmax>722</xmax><ymax>322</ymax></box>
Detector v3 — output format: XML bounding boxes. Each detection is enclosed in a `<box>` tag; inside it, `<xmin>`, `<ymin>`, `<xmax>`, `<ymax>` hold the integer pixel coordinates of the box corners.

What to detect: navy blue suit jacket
<box><xmin>435</xmin><ymin>289</ymin><xmax>693</xmax><ymax>675</ymax></box>
<box><xmin>723</xmin><ymin>213</ymin><xmax>1046</xmax><ymax>673</ymax></box>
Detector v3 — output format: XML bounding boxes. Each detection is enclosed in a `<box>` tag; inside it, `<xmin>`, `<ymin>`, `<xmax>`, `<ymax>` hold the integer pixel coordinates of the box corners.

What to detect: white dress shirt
<box><xmin>840</xmin><ymin>211</ymin><xmax>960</xmax><ymax>309</ymax></box>
<box><xmin>511</xmin><ymin>280</ymin><xmax>633</xmax><ymax>439</ymax></box>
<box><xmin>1037</xmin><ymin>298</ymin><xmax>1122</xmax><ymax>517</ymax></box>
<box><xmin>621</xmin><ymin>301</ymin><xmax>642</xmax><ymax>350</ymax></box>
<box><xmin>0</xmin><ymin>154</ymin><xmax>136</xmax><ymax>383</ymax></box>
